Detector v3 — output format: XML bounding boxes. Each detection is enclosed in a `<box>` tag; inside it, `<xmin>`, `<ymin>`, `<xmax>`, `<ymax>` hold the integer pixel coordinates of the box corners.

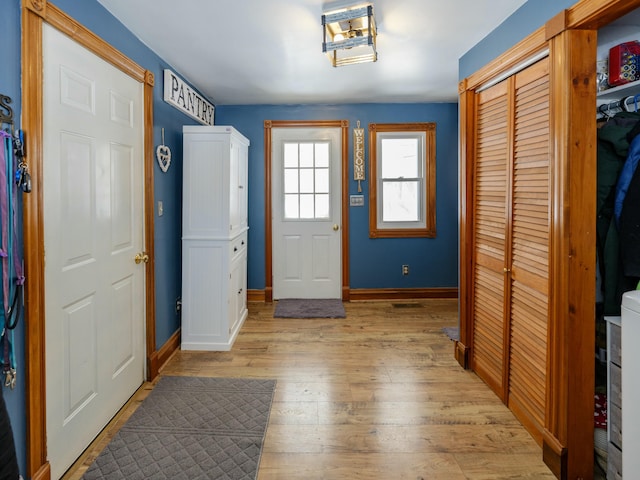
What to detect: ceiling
<box><xmin>96</xmin><ymin>0</ymin><xmax>528</xmax><ymax>105</ymax></box>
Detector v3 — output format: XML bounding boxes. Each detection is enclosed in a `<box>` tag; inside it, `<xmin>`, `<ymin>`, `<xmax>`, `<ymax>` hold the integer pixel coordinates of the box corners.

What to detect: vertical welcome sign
<box><xmin>163</xmin><ymin>69</ymin><xmax>215</xmax><ymax>125</ymax></box>
<box><xmin>353</xmin><ymin>122</ymin><xmax>365</xmax><ymax>192</ymax></box>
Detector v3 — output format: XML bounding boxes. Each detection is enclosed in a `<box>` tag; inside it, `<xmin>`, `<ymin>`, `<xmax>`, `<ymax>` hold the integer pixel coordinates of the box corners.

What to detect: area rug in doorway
<box><xmin>82</xmin><ymin>376</ymin><xmax>276</xmax><ymax>480</ymax></box>
<box><xmin>273</xmin><ymin>298</ymin><xmax>346</xmax><ymax>318</ymax></box>
<box><xmin>442</xmin><ymin>326</ymin><xmax>460</xmax><ymax>341</ymax></box>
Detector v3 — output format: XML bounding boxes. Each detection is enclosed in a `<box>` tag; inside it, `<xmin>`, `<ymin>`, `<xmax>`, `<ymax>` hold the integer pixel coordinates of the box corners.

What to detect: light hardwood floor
<box><xmin>64</xmin><ymin>299</ymin><xmax>557</xmax><ymax>479</ymax></box>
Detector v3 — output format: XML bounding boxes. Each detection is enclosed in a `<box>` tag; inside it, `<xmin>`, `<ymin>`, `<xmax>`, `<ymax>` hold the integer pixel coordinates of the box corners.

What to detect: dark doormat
<box><xmin>442</xmin><ymin>326</ymin><xmax>460</xmax><ymax>341</ymax></box>
<box><xmin>82</xmin><ymin>376</ymin><xmax>276</xmax><ymax>480</ymax></box>
<box><xmin>274</xmin><ymin>298</ymin><xmax>346</xmax><ymax>318</ymax></box>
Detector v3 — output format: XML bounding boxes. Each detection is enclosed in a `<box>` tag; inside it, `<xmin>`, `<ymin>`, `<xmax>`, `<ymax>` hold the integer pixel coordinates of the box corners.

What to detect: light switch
<box><xmin>158</xmin><ymin>200</ymin><xmax>164</xmax><ymax>217</ymax></box>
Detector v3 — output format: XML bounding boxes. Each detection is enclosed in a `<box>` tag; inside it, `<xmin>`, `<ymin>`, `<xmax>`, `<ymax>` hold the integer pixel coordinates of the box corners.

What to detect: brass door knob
<box><xmin>134</xmin><ymin>252</ymin><xmax>149</xmax><ymax>264</ymax></box>
<box><xmin>333</xmin><ymin>224</ymin><xmax>339</xmax><ymax>231</ymax></box>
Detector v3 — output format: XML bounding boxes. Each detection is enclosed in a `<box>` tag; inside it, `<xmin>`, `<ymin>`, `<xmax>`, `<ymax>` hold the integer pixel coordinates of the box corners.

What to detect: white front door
<box><xmin>42</xmin><ymin>24</ymin><xmax>145</xmax><ymax>479</ymax></box>
<box><xmin>272</xmin><ymin>127</ymin><xmax>342</xmax><ymax>299</ymax></box>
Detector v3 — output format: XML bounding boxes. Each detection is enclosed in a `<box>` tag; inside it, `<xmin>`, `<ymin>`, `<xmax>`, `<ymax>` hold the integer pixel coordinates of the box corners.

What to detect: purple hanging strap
<box><xmin>0</xmin><ymin>131</ymin><xmax>9</xmax><ymax>315</ymax></box>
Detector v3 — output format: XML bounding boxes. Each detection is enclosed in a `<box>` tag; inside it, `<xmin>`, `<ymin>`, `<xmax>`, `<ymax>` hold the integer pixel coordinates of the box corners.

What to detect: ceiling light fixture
<box><xmin>322</xmin><ymin>4</ymin><xmax>377</xmax><ymax>67</ymax></box>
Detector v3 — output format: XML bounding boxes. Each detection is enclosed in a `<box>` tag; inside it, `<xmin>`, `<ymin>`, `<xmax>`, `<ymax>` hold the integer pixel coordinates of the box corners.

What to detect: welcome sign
<box><xmin>163</xmin><ymin>69</ymin><xmax>215</xmax><ymax>126</ymax></box>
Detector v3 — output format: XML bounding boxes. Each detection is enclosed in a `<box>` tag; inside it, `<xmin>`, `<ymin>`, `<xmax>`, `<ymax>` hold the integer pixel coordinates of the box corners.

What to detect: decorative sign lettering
<box><xmin>163</xmin><ymin>69</ymin><xmax>215</xmax><ymax>126</ymax></box>
<box><xmin>353</xmin><ymin>121</ymin><xmax>365</xmax><ymax>192</ymax></box>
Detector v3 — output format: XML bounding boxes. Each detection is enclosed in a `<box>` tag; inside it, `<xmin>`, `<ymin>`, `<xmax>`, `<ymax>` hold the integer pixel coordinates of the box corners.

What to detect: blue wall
<box><xmin>217</xmin><ymin>104</ymin><xmax>459</xmax><ymax>290</ymax></box>
<box><xmin>0</xmin><ymin>1</ymin><xmax>26</xmax><ymax>475</ymax></box>
<box><xmin>459</xmin><ymin>0</ymin><xmax>575</xmax><ymax>80</ymax></box>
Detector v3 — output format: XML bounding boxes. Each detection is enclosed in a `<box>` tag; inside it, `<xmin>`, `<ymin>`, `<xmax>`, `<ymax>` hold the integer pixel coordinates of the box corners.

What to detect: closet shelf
<box><xmin>597</xmin><ymin>79</ymin><xmax>640</xmax><ymax>101</ymax></box>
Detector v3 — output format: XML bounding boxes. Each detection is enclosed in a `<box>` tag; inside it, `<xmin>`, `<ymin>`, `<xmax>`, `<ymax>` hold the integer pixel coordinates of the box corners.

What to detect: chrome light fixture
<box><xmin>322</xmin><ymin>4</ymin><xmax>377</xmax><ymax>67</ymax></box>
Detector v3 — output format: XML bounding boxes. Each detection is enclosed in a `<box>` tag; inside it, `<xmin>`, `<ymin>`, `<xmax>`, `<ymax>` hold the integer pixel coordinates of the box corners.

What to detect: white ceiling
<box><xmin>96</xmin><ymin>0</ymin><xmax>528</xmax><ymax>105</ymax></box>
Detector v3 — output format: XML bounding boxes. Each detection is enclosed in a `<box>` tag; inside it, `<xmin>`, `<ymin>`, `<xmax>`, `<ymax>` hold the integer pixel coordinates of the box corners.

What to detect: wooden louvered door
<box><xmin>470</xmin><ymin>79</ymin><xmax>510</xmax><ymax>399</ymax></box>
<box><xmin>507</xmin><ymin>58</ymin><xmax>549</xmax><ymax>441</ymax></box>
<box><xmin>470</xmin><ymin>56</ymin><xmax>550</xmax><ymax>442</ymax></box>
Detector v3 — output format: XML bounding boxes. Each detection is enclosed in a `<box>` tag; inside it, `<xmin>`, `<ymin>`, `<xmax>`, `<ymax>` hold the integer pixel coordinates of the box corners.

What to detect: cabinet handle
<box><xmin>241</xmin><ymin>241</ymin><xmax>245</xmax><ymax>245</ymax></box>
<box><xmin>239</xmin><ymin>185</ymin><xmax>244</xmax><ymax>189</ymax></box>
<box><xmin>238</xmin><ymin>288</ymin><xmax>243</xmax><ymax>295</ymax></box>
<box><xmin>234</xmin><ymin>247</ymin><xmax>238</xmax><ymax>252</ymax></box>
<box><xmin>503</xmin><ymin>267</ymin><xmax>511</xmax><ymax>273</ymax></box>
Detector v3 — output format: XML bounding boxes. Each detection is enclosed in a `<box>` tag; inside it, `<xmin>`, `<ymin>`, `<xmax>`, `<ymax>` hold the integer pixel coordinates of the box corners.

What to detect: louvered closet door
<box><xmin>470</xmin><ymin>80</ymin><xmax>510</xmax><ymax>398</ymax></box>
<box><xmin>507</xmin><ymin>58</ymin><xmax>550</xmax><ymax>439</ymax></box>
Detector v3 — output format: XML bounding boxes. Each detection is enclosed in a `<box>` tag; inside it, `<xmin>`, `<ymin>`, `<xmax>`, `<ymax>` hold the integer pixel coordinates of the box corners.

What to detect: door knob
<box><xmin>333</xmin><ymin>224</ymin><xmax>339</xmax><ymax>231</ymax></box>
<box><xmin>134</xmin><ymin>252</ymin><xmax>149</xmax><ymax>264</ymax></box>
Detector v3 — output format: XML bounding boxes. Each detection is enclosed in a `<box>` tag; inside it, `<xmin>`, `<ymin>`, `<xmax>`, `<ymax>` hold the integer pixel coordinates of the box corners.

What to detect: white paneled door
<box><xmin>272</xmin><ymin>128</ymin><xmax>342</xmax><ymax>299</ymax></box>
<box><xmin>42</xmin><ymin>24</ymin><xmax>145</xmax><ymax>479</ymax></box>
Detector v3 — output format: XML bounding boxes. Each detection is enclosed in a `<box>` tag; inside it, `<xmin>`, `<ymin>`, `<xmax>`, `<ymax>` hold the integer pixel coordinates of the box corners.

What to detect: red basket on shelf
<box><xmin>609</xmin><ymin>41</ymin><xmax>640</xmax><ymax>87</ymax></box>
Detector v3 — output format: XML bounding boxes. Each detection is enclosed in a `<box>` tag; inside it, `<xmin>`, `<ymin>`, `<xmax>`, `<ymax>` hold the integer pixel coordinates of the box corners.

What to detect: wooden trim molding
<box><xmin>349</xmin><ymin>287</ymin><xmax>458</xmax><ymax>301</ymax></box>
<box><xmin>25</xmin><ymin>0</ymin><xmax>46</xmax><ymax>17</ymax></box>
<box><xmin>546</xmin><ymin>27</ymin><xmax>597</xmax><ymax>479</ymax></box>
<box><xmin>368</xmin><ymin>122</ymin><xmax>436</xmax><ymax>239</ymax></box>
<box><xmin>153</xmin><ymin>329</ymin><xmax>181</xmax><ymax>374</ymax></box>
<box><xmin>143</xmin><ymin>72</ymin><xmax>158</xmax><ymax>381</ymax></box>
<box><xmin>248</xmin><ymin>288</ymin><xmax>457</xmax><ymax>302</ymax></box>
<box><xmin>263</xmin><ymin>121</ymin><xmax>273</xmax><ymax>303</ymax></box>
<box><xmin>457</xmin><ymin>85</ymin><xmax>475</xmax><ymax>372</ymax></box>
<box><xmin>247</xmin><ymin>289</ymin><xmax>266</xmax><ymax>303</ymax></box>
<box><xmin>22</xmin><ymin>3</ymin><xmax>156</xmax><ymax>478</ymax></box>
<box><xmin>465</xmin><ymin>26</ymin><xmax>548</xmax><ymax>93</ymax></box>
<box><xmin>567</xmin><ymin>0</ymin><xmax>640</xmax><ymax>30</ymax></box>
<box><xmin>22</xmin><ymin>5</ymin><xmax>47</xmax><ymax>478</ymax></box>
<box><xmin>263</xmin><ymin>120</ymin><xmax>350</xmax><ymax>302</ymax></box>
<box><xmin>454</xmin><ymin>341</ymin><xmax>469</xmax><ymax>369</ymax></box>
<box><xmin>545</xmin><ymin>10</ymin><xmax>569</xmax><ymax>41</ymax></box>
<box><xmin>542</xmin><ymin>429</ymin><xmax>568</xmax><ymax>480</ymax></box>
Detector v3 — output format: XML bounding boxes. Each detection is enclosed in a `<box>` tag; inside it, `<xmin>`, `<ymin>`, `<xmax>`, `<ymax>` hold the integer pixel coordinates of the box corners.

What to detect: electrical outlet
<box><xmin>402</xmin><ymin>264</ymin><xmax>409</xmax><ymax>275</ymax></box>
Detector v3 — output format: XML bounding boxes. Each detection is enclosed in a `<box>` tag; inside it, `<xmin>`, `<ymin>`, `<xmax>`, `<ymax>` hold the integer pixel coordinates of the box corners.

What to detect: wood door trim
<box><xmin>22</xmin><ymin>2</ymin><xmax>157</xmax><ymax>478</ymax></box>
<box><xmin>264</xmin><ymin>120</ymin><xmax>350</xmax><ymax>302</ymax></box>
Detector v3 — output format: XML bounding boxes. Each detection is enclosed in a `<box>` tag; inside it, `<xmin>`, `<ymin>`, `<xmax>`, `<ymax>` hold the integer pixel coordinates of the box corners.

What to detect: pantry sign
<box><xmin>163</xmin><ymin>69</ymin><xmax>215</xmax><ymax>126</ymax></box>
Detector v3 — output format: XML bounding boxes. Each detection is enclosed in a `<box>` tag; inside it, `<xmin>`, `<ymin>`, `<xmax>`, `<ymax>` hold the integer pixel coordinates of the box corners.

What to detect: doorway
<box><xmin>271</xmin><ymin>127</ymin><xmax>342</xmax><ymax>299</ymax></box>
<box><xmin>264</xmin><ymin>120</ymin><xmax>350</xmax><ymax>302</ymax></box>
<box><xmin>42</xmin><ymin>23</ymin><xmax>146</xmax><ymax>478</ymax></box>
<box><xmin>21</xmin><ymin>4</ymin><xmax>156</xmax><ymax>478</ymax></box>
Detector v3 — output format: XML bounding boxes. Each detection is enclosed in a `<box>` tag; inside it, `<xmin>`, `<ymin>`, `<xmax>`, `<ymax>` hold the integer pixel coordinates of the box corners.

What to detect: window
<box><xmin>283</xmin><ymin>141</ymin><xmax>331</xmax><ymax>219</ymax></box>
<box><xmin>369</xmin><ymin>123</ymin><xmax>436</xmax><ymax>238</ymax></box>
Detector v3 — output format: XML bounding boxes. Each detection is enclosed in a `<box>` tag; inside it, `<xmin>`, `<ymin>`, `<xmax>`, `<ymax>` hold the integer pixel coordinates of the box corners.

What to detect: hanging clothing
<box><xmin>0</xmin><ymin>385</ymin><xmax>19</xmax><ymax>480</ymax></box>
<box><xmin>615</xmin><ymin>132</ymin><xmax>640</xmax><ymax>225</ymax></box>
<box><xmin>619</xmin><ymin>155</ymin><xmax>640</xmax><ymax>278</ymax></box>
<box><xmin>596</xmin><ymin>111</ymin><xmax>640</xmax><ymax>315</ymax></box>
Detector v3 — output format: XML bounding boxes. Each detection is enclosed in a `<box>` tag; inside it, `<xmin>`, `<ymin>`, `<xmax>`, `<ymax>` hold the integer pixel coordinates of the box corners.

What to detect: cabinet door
<box><xmin>229</xmin><ymin>252</ymin><xmax>247</xmax><ymax>335</ymax></box>
<box><xmin>471</xmin><ymin>79</ymin><xmax>510</xmax><ymax>399</ymax></box>
<box><xmin>183</xmin><ymin>135</ymin><xmax>227</xmax><ymax>238</ymax></box>
<box><xmin>229</xmin><ymin>138</ymin><xmax>248</xmax><ymax>234</ymax></box>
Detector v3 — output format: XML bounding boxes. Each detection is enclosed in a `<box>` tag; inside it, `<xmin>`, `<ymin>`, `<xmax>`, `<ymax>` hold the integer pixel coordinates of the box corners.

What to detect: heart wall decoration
<box><xmin>156</xmin><ymin>128</ymin><xmax>172</xmax><ymax>173</ymax></box>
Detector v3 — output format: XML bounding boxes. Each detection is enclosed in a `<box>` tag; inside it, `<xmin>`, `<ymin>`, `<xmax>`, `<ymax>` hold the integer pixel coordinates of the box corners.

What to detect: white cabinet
<box><xmin>621</xmin><ymin>290</ymin><xmax>640</xmax><ymax>478</ymax></box>
<box><xmin>181</xmin><ymin>126</ymin><xmax>249</xmax><ymax>351</ymax></box>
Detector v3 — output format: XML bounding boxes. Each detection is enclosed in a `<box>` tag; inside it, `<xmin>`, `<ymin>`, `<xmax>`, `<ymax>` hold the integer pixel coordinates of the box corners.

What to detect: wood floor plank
<box><xmin>63</xmin><ymin>299</ymin><xmax>556</xmax><ymax>480</ymax></box>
